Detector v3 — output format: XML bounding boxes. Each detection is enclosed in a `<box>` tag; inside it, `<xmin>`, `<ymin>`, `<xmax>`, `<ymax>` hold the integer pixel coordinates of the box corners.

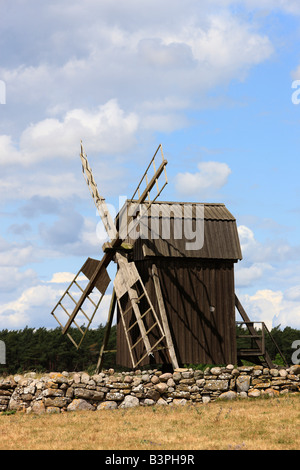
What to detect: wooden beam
<box><xmin>152</xmin><ymin>264</ymin><xmax>179</xmax><ymax>369</ymax></box>
<box><xmin>95</xmin><ymin>288</ymin><xmax>116</xmax><ymax>374</ymax></box>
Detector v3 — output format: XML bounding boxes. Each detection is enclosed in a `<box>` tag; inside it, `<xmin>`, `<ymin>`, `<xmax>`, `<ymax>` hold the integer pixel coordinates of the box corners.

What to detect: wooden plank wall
<box><xmin>116</xmin><ymin>258</ymin><xmax>237</xmax><ymax>368</ymax></box>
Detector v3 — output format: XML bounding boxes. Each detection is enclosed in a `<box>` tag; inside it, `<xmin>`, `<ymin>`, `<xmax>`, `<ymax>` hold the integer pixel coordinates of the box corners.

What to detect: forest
<box><xmin>0</xmin><ymin>324</ymin><xmax>299</xmax><ymax>375</ymax></box>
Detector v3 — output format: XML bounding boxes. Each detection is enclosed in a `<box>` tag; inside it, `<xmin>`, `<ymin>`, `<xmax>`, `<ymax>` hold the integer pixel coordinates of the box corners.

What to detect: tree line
<box><xmin>0</xmin><ymin>325</ymin><xmax>117</xmax><ymax>375</ymax></box>
<box><xmin>0</xmin><ymin>324</ymin><xmax>299</xmax><ymax>375</ymax></box>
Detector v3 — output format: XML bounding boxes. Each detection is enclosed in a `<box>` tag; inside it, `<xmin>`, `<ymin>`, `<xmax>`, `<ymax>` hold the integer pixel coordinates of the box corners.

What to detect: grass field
<box><xmin>0</xmin><ymin>394</ymin><xmax>299</xmax><ymax>450</ymax></box>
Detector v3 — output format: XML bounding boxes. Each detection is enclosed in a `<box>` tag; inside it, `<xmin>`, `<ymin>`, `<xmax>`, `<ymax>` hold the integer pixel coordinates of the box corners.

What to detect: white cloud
<box><xmin>0</xmin><ymin>100</ymin><xmax>139</xmax><ymax>167</ymax></box>
<box><xmin>237</xmin><ymin>225</ymin><xmax>300</xmax><ymax>264</ymax></box>
<box><xmin>175</xmin><ymin>161</ymin><xmax>231</xmax><ymax>197</ymax></box>
<box><xmin>0</xmin><ymin>278</ymin><xmax>113</xmax><ymax>330</ymax></box>
<box><xmin>235</xmin><ymin>262</ymin><xmax>273</xmax><ymax>287</ymax></box>
<box><xmin>0</xmin><ymin>267</ymin><xmax>37</xmax><ymax>293</ymax></box>
<box><xmin>0</xmin><ymin>2</ymin><xmax>274</xmax><ymax>115</ymax></box>
<box><xmin>238</xmin><ymin>288</ymin><xmax>300</xmax><ymax>330</ymax></box>
<box><xmin>48</xmin><ymin>272</ymin><xmax>77</xmax><ymax>284</ymax></box>
<box><xmin>0</xmin><ymin>284</ymin><xmax>60</xmax><ymax>329</ymax></box>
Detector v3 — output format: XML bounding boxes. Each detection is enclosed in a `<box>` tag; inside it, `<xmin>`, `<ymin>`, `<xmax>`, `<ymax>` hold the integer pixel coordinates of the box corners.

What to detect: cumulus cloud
<box><xmin>0</xmin><ymin>267</ymin><xmax>38</xmax><ymax>293</ymax></box>
<box><xmin>237</xmin><ymin>225</ymin><xmax>300</xmax><ymax>264</ymax></box>
<box><xmin>175</xmin><ymin>161</ymin><xmax>231</xmax><ymax>198</ymax></box>
<box><xmin>0</xmin><ymin>1</ymin><xmax>274</xmax><ymax>116</ymax></box>
<box><xmin>0</xmin><ymin>100</ymin><xmax>139</xmax><ymax>167</ymax></box>
<box><xmin>235</xmin><ymin>262</ymin><xmax>273</xmax><ymax>287</ymax></box>
<box><xmin>238</xmin><ymin>288</ymin><xmax>300</xmax><ymax>330</ymax></box>
<box><xmin>0</xmin><ymin>280</ymin><xmax>113</xmax><ymax>330</ymax></box>
<box><xmin>0</xmin><ymin>284</ymin><xmax>60</xmax><ymax>329</ymax></box>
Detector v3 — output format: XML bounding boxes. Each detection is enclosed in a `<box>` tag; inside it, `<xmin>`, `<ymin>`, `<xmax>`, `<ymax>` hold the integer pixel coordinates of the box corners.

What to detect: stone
<box><xmin>202</xmin><ymin>396</ymin><xmax>211</xmax><ymax>404</ymax></box>
<box><xmin>119</xmin><ymin>395</ymin><xmax>139</xmax><ymax>408</ymax></box>
<box><xmin>262</xmin><ymin>388</ymin><xmax>280</xmax><ymax>397</ymax></box>
<box><xmin>53</xmin><ymin>375</ymin><xmax>68</xmax><ymax>385</ymax></box>
<box><xmin>31</xmin><ymin>401</ymin><xmax>46</xmax><ymax>414</ymax></box>
<box><xmin>196</xmin><ymin>378</ymin><xmax>206</xmax><ymax>388</ymax></box>
<box><xmin>141</xmin><ymin>374</ymin><xmax>150</xmax><ymax>383</ymax></box>
<box><xmin>154</xmin><ymin>382</ymin><xmax>168</xmax><ymax>394</ymax></box>
<box><xmin>236</xmin><ymin>375</ymin><xmax>251</xmax><ymax>392</ymax></box>
<box><xmin>218</xmin><ymin>391</ymin><xmax>237</xmax><ymax>401</ymax></box>
<box><xmin>181</xmin><ymin>371</ymin><xmax>193</xmax><ymax>379</ymax></box>
<box><xmin>141</xmin><ymin>398</ymin><xmax>155</xmax><ymax>406</ymax></box>
<box><xmin>80</xmin><ymin>373</ymin><xmax>90</xmax><ymax>384</ymax></box>
<box><xmin>91</xmin><ymin>391</ymin><xmax>105</xmax><ymax>401</ymax></box>
<box><xmin>172</xmin><ymin>372</ymin><xmax>181</xmax><ymax>382</ymax></box>
<box><xmin>132</xmin><ymin>384</ymin><xmax>144</xmax><ymax>393</ymax></box>
<box><xmin>145</xmin><ymin>389</ymin><xmax>160</xmax><ymax>401</ymax></box>
<box><xmin>171</xmin><ymin>398</ymin><xmax>187</xmax><ymax>406</ymax></box>
<box><xmin>42</xmin><ymin>388</ymin><xmax>64</xmax><ymax>398</ymax></box>
<box><xmin>248</xmin><ymin>389</ymin><xmax>261</xmax><ymax>398</ymax></box>
<box><xmin>151</xmin><ymin>375</ymin><xmax>160</xmax><ymax>384</ymax></box>
<box><xmin>279</xmin><ymin>369</ymin><xmax>288</xmax><ymax>378</ymax></box>
<box><xmin>46</xmin><ymin>407</ymin><xmax>61</xmax><ymax>414</ymax></box>
<box><xmin>204</xmin><ymin>380</ymin><xmax>228</xmax><ymax>392</ymax></box>
<box><xmin>24</xmin><ymin>372</ymin><xmax>36</xmax><ymax>379</ymax></box>
<box><xmin>44</xmin><ymin>397</ymin><xmax>70</xmax><ymax>408</ymax></box>
<box><xmin>73</xmin><ymin>388</ymin><xmax>94</xmax><ymax>400</ymax></box>
<box><xmin>67</xmin><ymin>399</ymin><xmax>95</xmax><ymax>411</ymax></box>
<box><xmin>290</xmin><ymin>365</ymin><xmax>300</xmax><ymax>375</ymax></box>
<box><xmin>210</xmin><ymin>367</ymin><xmax>222</xmax><ymax>376</ymax></box>
<box><xmin>97</xmin><ymin>401</ymin><xmax>118</xmax><ymax>410</ymax></box>
<box><xmin>156</xmin><ymin>397</ymin><xmax>168</xmax><ymax>406</ymax></box>
<box><xmin>106</xmin><ymin>392</ymin><xmax>124</xmax><ymax>401</ymax></box>
<box><xmin>170</xmin><ymin>391</ymin><xmax>190</xmax><ymax>399</ymax></box>
<box><xmin>167</xmin><ymin>378</ymin><xmax>175</xmax><ymax>387</ymax></box>
<box><xmin>159</xmin><ymin>373</ymin><xmax>173</xmax><ymax>382</ymax></box>
<box><xmin>72</xmin><ymin>373</ymin><xmax>81</xmax><ymax>384</ymax></box>
<box><xmin>123</xmin><ymin>375</ymin><xmax>133</xmax><ymax>383</ymax></box>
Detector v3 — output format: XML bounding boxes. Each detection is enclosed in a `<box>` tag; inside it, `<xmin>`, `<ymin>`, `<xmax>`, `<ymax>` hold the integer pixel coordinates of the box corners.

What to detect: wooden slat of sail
<box><xmin>81</xmin><ymin>257</ymin><xmax>111</xmax><ymax>295</ymax></box>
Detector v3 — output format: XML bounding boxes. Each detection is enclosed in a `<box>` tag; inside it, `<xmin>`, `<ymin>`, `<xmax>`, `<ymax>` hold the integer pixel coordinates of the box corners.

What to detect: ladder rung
<box><xmin>67</xmin><ymin>291</ymin><xmax>77</xmax><ymax>304</ymax></box>
<box><xmin>127</xmin><ymin>307</ymin><xmax>154</xmax><ymax>333</ymax></box>
<box><xmin>67</xmin><ymin>333</ymin><xmax>79</xmax><ymax>349</ymax></box>
<box><xmin>130</xmin><ymin>322</ymin><xmax>160</xmax><ymax>351</ymax></box>
<box><xmin>65</xmin><ymin>291</ymin><xmax>93</xmax><ymax>325</ymax></box>
<box><xmin>58</xmin><ymin>302</ymin><xmax>85</xmax><ymax>335</ymax></box>
<box><xmin>74</xmin><ymin>280</ymin><xmax>98</xmax><ymax>308</ymax></box>
<box><xmin>133</xmin><ymin>336</ymin><xmax>165</xmax><ymax>368</ymax></box>
<box><xmin>121</xmin><ymin>293</ymin><xmax>146</xmax><ymax>317</ymax></box>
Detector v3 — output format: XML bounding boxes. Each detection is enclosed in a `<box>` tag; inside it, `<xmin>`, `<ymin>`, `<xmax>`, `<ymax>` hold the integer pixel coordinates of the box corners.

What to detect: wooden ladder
<box><xmin>51</xmin><ymin>258</ymin><xmax>109</xmax><ymax>349</ymax></box>
<box><xmin>113</xmin><ymin>253</ymin><xmax>177</xmax><ymax>369</ymax></box>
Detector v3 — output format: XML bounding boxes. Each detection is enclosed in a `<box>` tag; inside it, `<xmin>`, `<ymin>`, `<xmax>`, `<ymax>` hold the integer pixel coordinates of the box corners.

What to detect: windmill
<box><xmin>51</xmin><ymin>142</ymin><xmax>179</xmax><ymax>372</ymax></box>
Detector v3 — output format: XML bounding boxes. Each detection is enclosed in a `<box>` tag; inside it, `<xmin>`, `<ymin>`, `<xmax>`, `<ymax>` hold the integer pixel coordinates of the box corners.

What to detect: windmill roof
<box><xmin>120</xmin><ymin>201</ymin><xmax>242</xmax><ymax>261</ymax></box>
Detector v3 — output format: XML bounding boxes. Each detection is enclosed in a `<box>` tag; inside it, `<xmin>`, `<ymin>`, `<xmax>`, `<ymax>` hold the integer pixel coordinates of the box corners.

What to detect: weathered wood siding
<box><xmin>116</xmin><ymin>258</ymin><xmax>237</xmax><ymax>367</ymax></box>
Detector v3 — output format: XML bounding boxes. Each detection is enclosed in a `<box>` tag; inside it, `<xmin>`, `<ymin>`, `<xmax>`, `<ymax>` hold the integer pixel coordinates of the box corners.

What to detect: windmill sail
<box><xmin>50</xmin><ymin>141</ymin><xmax>178</xmax><ymax>370</ymax></box>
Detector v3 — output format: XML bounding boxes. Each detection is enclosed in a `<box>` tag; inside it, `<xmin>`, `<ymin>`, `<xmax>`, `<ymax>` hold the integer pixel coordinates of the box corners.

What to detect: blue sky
<box><xmin>0</xmin><ymin>0</ymin><xmax>300</xmax><ymax>331</ymax></box>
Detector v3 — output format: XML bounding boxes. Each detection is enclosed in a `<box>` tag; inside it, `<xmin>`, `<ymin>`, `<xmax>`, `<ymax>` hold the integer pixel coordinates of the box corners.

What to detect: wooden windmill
<box><xmin>51</xmin><ymin>143</ymin><xmax>179</xmax><ymax>371</ymax></box>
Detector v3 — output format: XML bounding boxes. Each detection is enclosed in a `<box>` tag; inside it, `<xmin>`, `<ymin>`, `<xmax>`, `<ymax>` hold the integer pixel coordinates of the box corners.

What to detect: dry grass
<box><xmin>0</xmin><ymin>394</ymin><xmax>299</xmax><ymax>450</ymax></box>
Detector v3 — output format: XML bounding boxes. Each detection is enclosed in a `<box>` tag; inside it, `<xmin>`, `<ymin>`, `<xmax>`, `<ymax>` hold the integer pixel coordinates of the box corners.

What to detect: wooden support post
<box><xmin>152</xmin><ymin>264</ymin><xmax>179</xmax><ymax>369</ymax></box>
<box><xmin>95</xmin><ymin>289</ymin><xmax>117</xmax><ymax>374</ymax></box>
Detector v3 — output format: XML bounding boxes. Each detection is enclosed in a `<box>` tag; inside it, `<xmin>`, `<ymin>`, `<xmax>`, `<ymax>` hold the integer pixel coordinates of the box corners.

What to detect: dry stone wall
<box><xmin>0</xmin><ymin>364</ymin><xmax>299</xmax><ymax>414</ymax></box>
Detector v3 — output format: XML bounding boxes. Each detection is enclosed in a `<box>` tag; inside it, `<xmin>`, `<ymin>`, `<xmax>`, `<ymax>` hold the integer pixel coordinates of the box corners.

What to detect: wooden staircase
<box><xmin>235</xmin><ymin>295</ymin><xmax>288</xmax><ymax>368</ymax></box>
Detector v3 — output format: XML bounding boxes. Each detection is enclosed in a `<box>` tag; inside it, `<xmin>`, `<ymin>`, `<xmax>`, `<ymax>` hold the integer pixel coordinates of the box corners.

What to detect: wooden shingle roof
<box><xmin>121</xmin><ymin>201</ymin><xmax>242</xmax><ymax>261</ymax></box>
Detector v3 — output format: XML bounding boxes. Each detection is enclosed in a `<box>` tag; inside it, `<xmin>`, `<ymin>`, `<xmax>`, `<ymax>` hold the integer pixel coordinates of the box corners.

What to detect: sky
<box><xmin>1</xmin><ymin>0</ymin><xmax>300</xmax><ymax>333</ymax></box>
